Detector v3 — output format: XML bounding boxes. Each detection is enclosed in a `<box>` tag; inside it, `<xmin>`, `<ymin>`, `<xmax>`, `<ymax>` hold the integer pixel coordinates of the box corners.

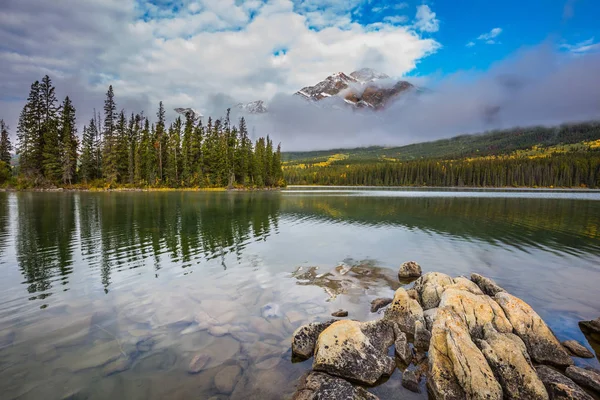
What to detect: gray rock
<box><xmin>471</xmin><ymin>273</ymin><xmax>506</xmax><ymax>296</ymax></box>
<box><xmin>383</xmin><ymin>287</ymin><xmax>425</xmax><ymax>334</ymax></box>
<box><xmin>579</xmin><ymin>317</ymin><xmax>600</xmax><ymax>334</ymax></box>
<box><xmin>562</xmin><ymin>340</ymin><xmax>594</xmax><ymax>358</ymax></box>
<box><xmin>291</xmin><ymin>320</ymin><xmax>335</xmax><ymax>359</ymax></box>
<box><xmin>102</xmin><ymin>356</ymin><xmax>132</xmax><ymax>376</ymax></box>
<box><xmin>423</xmin><ymin>308</ymin><xmax>438</xmax><ymax>331</ymax></box>
<box><xmin>292</xmin><ymin>371</ymin><xmax>378</xmax><ymax>400</ymax></box>
<box><xmin>135</xmin><ymin>336</ymin><xmax>155</xmax><ymax>353</ymax></box>
<box><xmin>394</xmin><ymin>331</ymin><xmax>411</xmax><ymax>365</ymax></box>
<box><xmin>565</xmin><ymin>366</ymin><xmax>600</xmax><ymax>394</ymax></box>
<box><xmin>412</xmin><ymin>272</ymin><xmax>455</xmax><ymax>310</ymax></box>
<box><xmin>313</xmin><ymin>320</ymin><xmax>396</xmax><ymax>386</ymax></box>
<box><xmin>398</xmin><ymin>261</ymin><xmax>422</xmax><ymax>279</ymax></box>
<box><xmin>536</xmin><ymin>365</ymin><xmax>593</xmax><ymax>400</ymax></box>
<box><xmin>331</xmin><ymin>309</ymin><xmax>348</xmax><ymax>317</ymax></box>
<box><xmin>370</xmin><ymin>298</ymin><xmax>393</xmax><ymax>313</ymax></box>
<box><xmin>477</xmin><ymin>323</ymin><xmax>549</xmax><ymax>400</ymax></box>
<box><xmin>494</xmin><ymin>292</ymin><xmax>573</xmax><ymax>368</ymax></box>
<box><xmin>214</xmin><ymin>365</ymin><xmax>242</xmax><ymax>394</ymax></box>
<box><xmin>401</xmin><ymin>369</ymin><xmax>421</xmax><ymax>393</ymax></box>
<box><xmin>188</xmin><ymin>353</ymin><xmax>211</xmax><ymax>374</ymax></box>
<box><xmin>414</xmin><ymin>320</ymin><xmax>431</xmax><ymax>351</ymax></box>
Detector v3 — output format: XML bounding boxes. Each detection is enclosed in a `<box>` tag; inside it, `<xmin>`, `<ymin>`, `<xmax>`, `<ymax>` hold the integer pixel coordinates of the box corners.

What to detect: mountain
<box><xmin>294</xmin><ymin>68</ymin><xmax>414</xmax><ymax>110</ymax></box>
<box><xmin>174</xmin><ymin>107</ymin><xmax>202</xmax><ymax>119</ymax></box>
<box><xmin>236</xmin><ymin>100</ymin><xmax>268</xmax><ymax>114</ymax></box>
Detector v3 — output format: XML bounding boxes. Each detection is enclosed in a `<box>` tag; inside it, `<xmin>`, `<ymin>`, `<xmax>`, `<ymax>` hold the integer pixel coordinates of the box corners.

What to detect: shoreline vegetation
<box><xmin>0</xmin><ymin>75</ymin><xmax>285</xmax><ymax>190</ymax></box>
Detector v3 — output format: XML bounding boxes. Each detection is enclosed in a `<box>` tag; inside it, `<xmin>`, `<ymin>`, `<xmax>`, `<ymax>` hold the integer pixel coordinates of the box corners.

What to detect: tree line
<box><xmin>284</xmin><ymin>152</ymin><xmax>600</xmax><ymax>188</ymax></box>
<box><xmin>2</xmin><ymin>75</ymin><xmax>284</xmax><ymax>188</ymax></box>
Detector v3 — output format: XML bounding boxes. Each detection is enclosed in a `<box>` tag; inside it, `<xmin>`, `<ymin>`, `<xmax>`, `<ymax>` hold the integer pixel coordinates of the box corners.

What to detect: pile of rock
<box><xmin>290</xmin><ymin>262</ymin><xmax>600</xmax><ymax>399</ymax></box>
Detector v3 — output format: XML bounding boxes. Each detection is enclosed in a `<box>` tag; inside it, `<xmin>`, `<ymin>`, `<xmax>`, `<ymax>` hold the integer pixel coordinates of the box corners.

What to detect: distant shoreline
<box><xmin>285</xmin><ymin>185</ymin><xmax>600</xmax><ymax>192</ymax></box>
<box><xmin>0</xmin><ymin>187</ymin><xmax>283</xmax><ymax>193</ymax></box>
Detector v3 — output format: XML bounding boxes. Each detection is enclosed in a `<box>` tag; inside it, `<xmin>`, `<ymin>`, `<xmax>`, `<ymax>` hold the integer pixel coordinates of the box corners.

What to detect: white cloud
<box><xmin>384</xmin><ymin>15</ymin><xmax>409</xmax><ymax>24</ymax></box>
<box><xmin>466</xmin><ymin>41</ymin><xmax>475</xmax><ymax>47</ymax></box>
<box><xmin>561</xmin><ymin>37</ymin><xmax>600</xmax><ymax>54</ymax></box>
<box><xmin>0</xmin><ymin>0</ymin><xmax>441</xmax><ymax>132</ymax></box>
<box><xmin>413</xmin><ymin>5</ymin><xmax>439</xmax><ymax>33</ymax></box>
<box><xmin>478</xmin><ymin>27</ymin><xmax>502</xmax><ymax>41</ymax></box>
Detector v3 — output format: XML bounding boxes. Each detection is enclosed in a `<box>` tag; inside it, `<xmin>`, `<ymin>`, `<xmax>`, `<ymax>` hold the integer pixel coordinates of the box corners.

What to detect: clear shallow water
<box><xmin>0</xmin><ymin>190</ymin><xmax>599</xmax><ymax>399</ymax></box>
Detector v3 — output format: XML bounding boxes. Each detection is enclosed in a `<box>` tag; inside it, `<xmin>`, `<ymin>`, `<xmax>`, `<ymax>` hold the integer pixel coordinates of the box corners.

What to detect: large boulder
<box><xmin>313</xmin><ymin>320</ymin><xmax>396</xmax><ymax>385</ymax></box>
<box><xmin>536</xmin><ymin>366</ymin><xmax>593</xmax><ymax>400</ymax></box>
<box><xmin>398</xmin><ymin>261</ymin><xmax>422</xmax><ymax>279</ymax></box>
<box><xmin>439</xmin><ymin>288</ymin><xmax>512</xmax><ymax>338</ymax></box>
<box><xmin>471</xmin><ymin>273</ymin><xmax>506</xmax><ymax>296</ymax></box>
<box><xmin>292</xmin><ymin>320</ymin><xmax>335</xmax><ymax>359</ymax></box>
<box><xmin>428</xmin><ymin>307</ymin><xmax>503</xmax><ymax>400</ymax></box>
<box><xmin>494</xmin><ymin>292</ymin><xmax>573</xmax><ymax>368</ymax></box>
<box><xmin>413</xmin><ymin>272</ymin><xmax>455</xmax><ymax>310</ymax></box>
<box><xmin>476</xmin><ymin>323</ymin><xmax>548</xmax><ymax>400</ymax></box>
<box><xmin>383</xmin><ymin>288</ymin><xmax>425</xmax><ymax>334</ymax></box>
<box><xmin>565</xmin><ymin>366</ymin><xmax>600</xmax><ymax>394</ymax></box>
<box><xmin>292</xmin><ymin>372</ymin><xmax>378</xmax><ymax>400</ymax></box>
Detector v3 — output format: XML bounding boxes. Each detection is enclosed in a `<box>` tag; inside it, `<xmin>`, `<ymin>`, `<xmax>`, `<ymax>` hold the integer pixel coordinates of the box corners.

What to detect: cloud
<box><xmin>478</xmin><ymin>27</ymin><xmax>502</xmax><ymax>41</ymax></box>
<box><xmin>414</xmin><ymin>5</ymin><xmax>439</xmax><ymax>33</ymax></box>
<box><xmin>466</xmin><ymin>41</ymin><xmax>475</xmax><ymax>48</ymax></box>
<box><xmin>561</xmin><ymin>37</ymin><xmax>600</xmax><ymax>54</ymax></box>
<box><xmin>0</xmin><ymin>0</ymin><xmax>440</xmax><ymax>137</ymax></box>
<box><xmin>241</xmin><ymin>45</ymin><xmax>600</xmax><ymax>150</ymax></box>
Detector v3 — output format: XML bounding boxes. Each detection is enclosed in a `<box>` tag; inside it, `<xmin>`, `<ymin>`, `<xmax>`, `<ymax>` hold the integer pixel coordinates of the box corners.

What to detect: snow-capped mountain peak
<box><xmin>236</xmin><ymin>100</ymin><xmax>268</xmax><ymax>114</ymax></box>
<box><xmin>349</xmin><ymin>68</ymin><xmax>390</xmax><ymax>83</ymax></box>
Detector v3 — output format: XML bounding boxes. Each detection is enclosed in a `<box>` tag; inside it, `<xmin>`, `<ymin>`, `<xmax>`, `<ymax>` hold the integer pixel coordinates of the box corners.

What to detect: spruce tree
<box><xmin>40</xmin><ymin>75</ymin><xmax>61</xmax><ymax>182</ymax></box>
<box><xmin>59</xmin><ymin>97</ymin><xmax>78</xmax><ymax>185</ymax></box>
<box><xmin>17</xmin><ymin>81</ymin><xmax>43</xmax><ymax>178</ymax></box>
<box><xmin>102</xmin><ymin>86</ymin><xmax>118</xmax><ymax>184</ymax></box>
<box><xmin>79</xmin><ymin>121</ymin><xmax>97</xmax><ymax>183</ymax></box>
<box><xmin>156</xmin><ymin>101</ymin><xmax>166</xmax><ymax>182</ymax></box>
<box><xmin>0</xmin><ymin>120</ymin><xmax>12</xmax><ymax>166</ymax></box>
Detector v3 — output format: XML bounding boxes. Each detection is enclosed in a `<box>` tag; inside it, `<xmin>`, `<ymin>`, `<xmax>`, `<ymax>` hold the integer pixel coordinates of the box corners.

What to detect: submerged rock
<box><xmin>102</xmin><ymin>356</ymin><xmax>132</xmax><ymax>376</ymax></box>
<box><xmin>188</xmin><ymin>353</ymin><xmax>211</xmax><ymax>374</ymax></box>
<box><xmin>313</xmin><ymin>320</ymin><xmax>396</xmax><ymax>385</ymax></box>
<box><xmin>471</xmin><ymin>273</ymin><xmax>506</xmax><ymax>296</ymax></box>
<box><xmin>261</xmin><ymin>303</ymin><xmax>282</xmax><ymax>319</ymax></box>
<box><xmin>562</xmin><ymin>340</ymin><xmax>594</xmax><ymax>358</ymax></box>
<box><xmin>383</xmin><ymin>287</ymin><xmax>425</xmax><ymax>334</ymax></box>
<box><xmin>565</xmin><ymin>366</ymin><xmax>600</xmax><ymax>394</ymax></box>
<box><xmin>214</xmin><ymin>365</ymin><xmax>242</xmax><ymax>394</ymax></box>
<box><xmin>494</xmin><ymin>292</ymin><xmax>573</xmax><ymax>368</ymax></box>
<box><xmin>370</xmin><ymin>298</ymin><xmax>393</xmax><ymax>313</ymax></box>
<box><xmin>291</xmin><ymin>320</ymin><xmax>335</xmax><ymax>360</ymax></box>
<box><xmin>331</xmin><ymin>309</ymin><xmax>348</xmax><ymax>317</ymax></box>
<box><xmin>428</xmin><ymin>307</ymin><xmax>502</xmax><ymax>400</ymax></box>
<box><xmin>398</xmin><ymin>261</ymin><xmax>422</xmax><ymax>279</ymax></box>
<box><xmin>476</xmin><ymin>323</ymin><xmax>548</xmax><ymax>400</ymax></box>
<box><xmin>439</xmin><ymin>288</ymin><xmax>512</xmax><ymax>338</ymax></box>
<box><xmin>536</xmin><ymin>365</ymin><xmax>593</xmax><ymax>400</ymax></box>
<box><xmin>292</xmin><ymin>371</ymin><xmax>378</xmax><ymax>400</ymax></box>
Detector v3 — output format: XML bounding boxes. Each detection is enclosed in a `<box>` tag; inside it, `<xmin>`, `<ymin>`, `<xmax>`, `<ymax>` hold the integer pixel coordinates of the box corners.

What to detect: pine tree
<box><xmin>181</xmin><ymin>111</ymin><xmax>194</xmax><ymax>185</ymax></box>
<box><xmin>17</xmin><ymin>81</ymin><xmax>43</xmax><ymax>178</ymax></box>
<box><xmin>115</xmin><ymin>110</ymin><xmax>128</xmax><ymax>183</ymax></box>
<box><xmin>156</xmin><ymin>101</ymin><xmax>166</xmax><ymax>182</ymax></box>
<box><xmin>0</xmin><ymin>120</ymin><xmax>12</xmax><ymax>166</ymax></box>
<box><xmin>59</xmin><ymin>97</ymin><xmax>78</xmax><ymax>185</ymax></box>
<box><xmin>40</xmin><ymin>75</ymin><xmax>61</xmax><ymax>182</ymax></box>
<box><xmin>165</xmin><ymin>117</ymin><xmax>182</xmax><ymax>185</ymax></box>
<box><xmin>79</xmin><ymin>121</ymin><xmax>97</xmax><ymax>183</ymax></box>
<box><xmin>102</xmin><ymin>86</ymin><xmax>118</xmax><ymax>184</ymax></box>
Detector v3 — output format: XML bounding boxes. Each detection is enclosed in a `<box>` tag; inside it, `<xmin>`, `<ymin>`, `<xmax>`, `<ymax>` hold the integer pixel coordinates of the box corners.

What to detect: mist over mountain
<box><xmin>230</xmin><ymin>45</ymin><xmax>600</xmax><ymax>151</ymax></box>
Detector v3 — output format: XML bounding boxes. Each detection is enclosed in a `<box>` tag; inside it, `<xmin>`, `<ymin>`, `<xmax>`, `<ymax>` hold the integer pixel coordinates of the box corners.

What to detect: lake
<box><xmin>1</xmin><ymin>189</ymin><xmax>599</xmax><ymax>399</ymax></box>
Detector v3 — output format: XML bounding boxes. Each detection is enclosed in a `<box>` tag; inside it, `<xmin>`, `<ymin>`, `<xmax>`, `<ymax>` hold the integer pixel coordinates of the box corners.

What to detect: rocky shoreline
<box><xmin>290</xmin><ymin>262</ymin><xmax>600</xmax><ymax>399</ymax></box>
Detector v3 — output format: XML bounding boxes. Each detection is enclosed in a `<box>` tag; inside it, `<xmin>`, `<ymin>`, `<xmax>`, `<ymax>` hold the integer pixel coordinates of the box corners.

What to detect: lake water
<box><xmin>1</xmin><ymin>189</ymin><xmax>599</xmax><ymax>399</ymax></box>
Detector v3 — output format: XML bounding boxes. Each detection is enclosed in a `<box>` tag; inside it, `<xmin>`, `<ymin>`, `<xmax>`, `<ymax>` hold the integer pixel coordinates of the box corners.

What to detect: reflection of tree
<box><xmin>16</xmin><ymin>193</ymin><xmax>76</xmax><ymax>297</ymax></box>
<box><xmin>0</xmin><ymin>193</ymin><xmax>9</xmax><ymax>257</ymax></box>
<box><xmin>282</xmin><ymin>195</ymin><xmax>600</xmax><ymax>255</ymax></box>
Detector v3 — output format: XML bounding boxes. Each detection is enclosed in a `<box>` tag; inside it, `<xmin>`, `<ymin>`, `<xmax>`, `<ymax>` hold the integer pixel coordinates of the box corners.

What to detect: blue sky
<box><xmin>1</xmin><ymin>0</ymin><xmax>599</xmax><ymax>149</ymax></box>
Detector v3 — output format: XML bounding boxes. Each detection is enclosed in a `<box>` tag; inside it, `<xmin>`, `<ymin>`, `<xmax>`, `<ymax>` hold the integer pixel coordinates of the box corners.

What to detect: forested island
<box><xmin>283</xmin><ymin>123</ymin><xmax>600</xmax><ymax>188</ymax></box>
<box><xmin>0</xmin><ymin>75</ymin><xmax>284</xmax><ymax>189</ymax></box>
